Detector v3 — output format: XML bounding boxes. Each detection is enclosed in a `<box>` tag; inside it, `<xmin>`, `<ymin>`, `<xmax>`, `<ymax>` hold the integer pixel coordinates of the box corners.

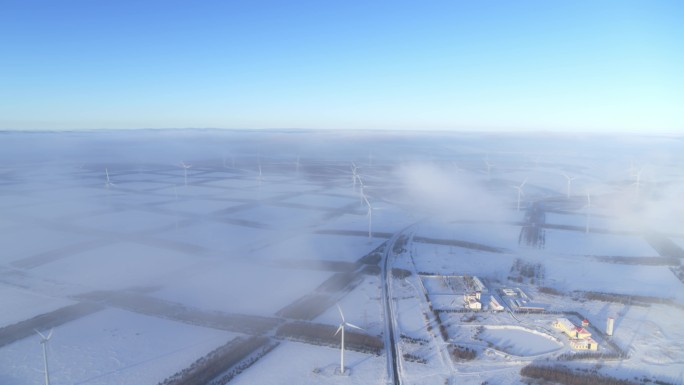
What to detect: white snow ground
<box><xmin>0</xmin><ymin>130</ymin><xmax>682</xmax><ymax>385</ymax></box>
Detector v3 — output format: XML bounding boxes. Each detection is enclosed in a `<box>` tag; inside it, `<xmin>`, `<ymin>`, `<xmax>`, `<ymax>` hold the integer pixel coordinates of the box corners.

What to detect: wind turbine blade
<box><xmin>46</xmin><ymin>328</ymin><xmax>53</xmax><ymax>340</ymax></box>
<box><xmin>34</xmin><ymin>329</ymin><xmax>47</xmax><ymax>340</ymax></box>
<box><xmin>337</xmin><ymin>304</ymin><xmax>345</xmax><ymax>322</ymax></box>
<box><xmin>520</xmin><ymin>178</ymin><xmax>528</xmax><ymax>188</ymax></box>
<box><xmin>334</xmin><ymin>325</ymin><xmax>343</xmax><ymax>336</ymax></box>
<box><xmin>345</xmin><ymin>322</ymin><xmax>364</xmax><ymax>331</ymax></box>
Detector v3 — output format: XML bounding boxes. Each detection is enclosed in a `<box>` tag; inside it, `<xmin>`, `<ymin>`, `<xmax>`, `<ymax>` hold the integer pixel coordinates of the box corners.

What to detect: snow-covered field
<box><xmin>0</xmin><ymin>309</ymin><xmax>238</xmax><ymax>385</ymax></box>
<box><xmin>0</xmin><ymin>130</ymin><xmax>682</xmax><ymax>385</ymax></box>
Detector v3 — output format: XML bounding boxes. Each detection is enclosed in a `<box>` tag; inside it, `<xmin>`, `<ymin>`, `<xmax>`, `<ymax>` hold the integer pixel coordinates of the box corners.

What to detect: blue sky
<box><xmin>1</xmin><ymin>0</ymin><xmax>682</xmax><ymax>132</ymax></box>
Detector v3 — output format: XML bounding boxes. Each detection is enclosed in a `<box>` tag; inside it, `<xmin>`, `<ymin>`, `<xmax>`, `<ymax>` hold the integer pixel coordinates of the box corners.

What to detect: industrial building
<box><xmin>552</xmin><ymin>317</ymin><xmax>598</xmax><ymax>350</ymax></box>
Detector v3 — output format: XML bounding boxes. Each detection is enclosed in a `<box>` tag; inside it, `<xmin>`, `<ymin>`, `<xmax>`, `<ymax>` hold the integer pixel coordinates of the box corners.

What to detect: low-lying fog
<box><xmin>1</xmin><ymin>129</ymin><xmax>682</xmax><ymax>385</ymax></box>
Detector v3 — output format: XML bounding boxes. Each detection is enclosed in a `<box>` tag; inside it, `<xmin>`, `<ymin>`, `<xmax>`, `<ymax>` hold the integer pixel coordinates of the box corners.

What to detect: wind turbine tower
<box><xmin>258</xmin><ymin>164</ymin><xmax>263</xmax><ymax>186</ymax></box>
<box><xmin>334</xmin><ymin>305</ymin><xmax>363</xmax><ymax>374</ymax></box>
<box><xmin>513</xmin><ymin>178</ymin><xmax>528</xmax><ymax>211</ymax></box>
<box><xmin>484</xmin><ymin>157</ymin><xmax>493</xmax><ymax>180</ymax></box>
<box><xmin>562</xmin><ymin>173</ymin><xmax>576</xmax><ymax>199</ymax></box>
<box><xmin>584</xmin><ymin>191</ymin><xmax>591</xmax><ymax>234</ymax></box>
<box><xmin>105</xmin><ymin>168</ymin><xmax>115</xmax><ymax>189</ymax></box>
<box><xmin>180</xmin><ymin>162</ymin><xmax>191</xmax><ymax>187</ymax></box>
<box><xmin>633</xmin><ymin>168</ymin><xmax>643</xmax><ymax>199</ymax></box>
<box><xmin>351</xmin><ymin>162</ymin><xmax>359</xmax><ymax>189</ymax></box>
<box><xmin>363</xmin><ymin>194</ymin><xmax>372</xmax><ymax>239</ymax></box>
<box><xmin>36</xmin><ymin>329</ymin><xmax>53</xmax><ymax>385</ymax></box>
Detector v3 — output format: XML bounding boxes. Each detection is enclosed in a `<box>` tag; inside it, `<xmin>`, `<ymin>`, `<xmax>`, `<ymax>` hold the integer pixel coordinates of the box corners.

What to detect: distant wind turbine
<box><xmin>512</xmin><ymin>178</ymin><xmax>528</xmax><ymax>211</ymax></box>
<box><xmin>351</xmin><ymin>162</ymin><xmax>359</xmax><ymax>189</ymax></box>
<box><xmin>562</xmin><ymin>173</ymin><xmax>576</xmax><ymax>199</ymax></box>
<box><xmin>583</xmin><ymin>191</ymin><xmax>591</xmax><ymax>234</ymax></box>
<box><xmin>334</xmin><ymin>305</ymin><xmax>363</xmax><ymax>375</ymax></box>
<box><xmin>484</xmin><ymin>157</ymin><xmax>493</xmax><ymax>180</ymax></box>
<box><xmin>633</xmin><ymin>167</ymin><xmax>644</xmax><ymax>199</ymax></box>
<box><xmin>363</xmin><ymin>194</ymin><xmax>373</xmax><ymax>239</ymax></box>
<box><xmin>179</xmin><ymin>162</ymin><xmax>191</xmax><ymax>187</ymax></box>
<box><xmin>258</xmin><ymin>164</ymin><xmax>263</xmax><ymax>186</ymax></box>
<box><xmin>357</xmin><ymin>176</ymin><xmax>367</xmax><ymax>207</ymax></box>
<box><xmin>105</xmin><ymin>168</ymin><xmax>115</xmax><ymax>189</ymax></box>
<box><xmin>35</xmin><ymin>329</ymin><xmax>53</xmax><ymax>385</ymax></box>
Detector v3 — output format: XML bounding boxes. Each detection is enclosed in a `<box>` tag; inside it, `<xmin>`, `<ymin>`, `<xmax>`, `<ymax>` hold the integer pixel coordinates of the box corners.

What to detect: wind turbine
<box><xmin>562</xmin><ymin>173</ymin><xmax>576</xmax><ymax>199</ymax></box>
<box><xmin>35</xmin><ymin>329</ymin><xmax>53</xmax><ymax>385</ymax></box>
<box><xmin>105</xmin><ymin>168</ymin><xmax>115</xmax><ymax>189</ymax></box>
<box><xmin>357</xmin><ymin>176</ymin><xmax>367</xmax><ymax>207</ymax></box>
<box><xmin>633</xmin><ymin>167</ymin><xmax>643</xmax><ymax>199</ymax></box>
<box><xmin>179</xmin><ymin>162</ymin><xmax>191</xmax><ymax>187</ymax></box>
<box><xmin>363</xmin><ymin>194</ymin><xmax>373</xmax><ymax>239</ymax></box>
<box><xmin>484</xmin><ymin>157</ymin><xmax>493</xmax><ymax>180</ymax></box>
<box><xmin>334</xmin><ymin>305</ymin><xmax>363</xmax><ymax>375</ymax></box>
<box><xmin>512</xmin><ymin>178</ymin><xmax>528</xmax><ymax>211</ymax></box>
<box><xmin>351</xmin><ymin>162</ymin><xmax>359</xmax><ymax>189</ymax></box>
<box><xmin>258</xmin><ymin>164</ymin><xmax>263</xmax><ymax>186</ymax></box>
<box><xmin>583</xmin><ymin>191</ymin><xmax>591</xmax><ymax>234</ymax></box>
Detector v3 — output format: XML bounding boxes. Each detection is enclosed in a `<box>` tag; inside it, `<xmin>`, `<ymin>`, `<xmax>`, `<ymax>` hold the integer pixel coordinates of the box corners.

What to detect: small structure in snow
<box><xmin>502</xmin><ymin>288</ymin><xmax>517</xmax><ymax>296</ymax></box>
<box><xmin>463</xmin><ymin>292</ymin><xmax>482</xmax><ymax>310</ymax></box>
<box><xmin>606</xmin><ymin>317</ymin><xmax>614</xmax><ymax>336</ymax></box>
<box><xmin>489</xmin><ymin>297</ymin><xmax>504</xmax><ymax>312</ymax></box>
<box><xmin>570</xmin><ymin>337</ymin><xmax>598</xmax><ymax>350</ymax></box>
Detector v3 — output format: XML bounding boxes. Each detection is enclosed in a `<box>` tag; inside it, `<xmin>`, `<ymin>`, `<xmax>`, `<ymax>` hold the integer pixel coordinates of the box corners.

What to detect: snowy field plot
<box><xmin>29</xmin><ymin>241</ymin><xmax>198</xmax><ymax>292</ymax></box>
<box><xmin>226</xmin><ymin>204</ymin><xmax>327</xmax><ymax>230</ymax></box>
<box><xmin>70</xmin><ymin>209</ymin><xmax>176</xmax><ymax>234</ymax></box>
<box><xmin>280</xmin><ymin>192</ymin><xmax>358</xmax><ymax>209</ymax></box>
<box><xmin>0</xmin><ymin>285</ymin><xmax>76</xmax><ymax>327</ymax></box>
<box><xmin>600</xmin><ymin>304</ymin><xmax>684</xmax><ymax>380</ymax></box>
<box><xmin>199</xmin><ymin>176</ymin><xmax>300</xmax><ymax>195</ymax></box>
<box><xmin>542</xmin><ymin>229</ymin><xmax>656</xmax><ymax>256</ymax></box>
<box><xmin>151</xmin><ymin>260</ymin><xmax>333</xmax><ymax>316</ymax></box>
<box><xmin>154</xmin><ymin>221</ymin><xmax>271</xmax><ymax>256</ymax></box>
<box><xmin>155</xmin><ymin>197</ymin><xmax>247</xmax><ymax>216</ymax></box>
<box><xmin>0</xmin><ymin>308</ymin><xmax>238</xmax><ymax>385</ymax></box>
<box><xmin>420</xmin><ymin>275</ymin><xmax>468</xmax><ymax>296</ymax></box>
<box><xmin>410</xmin><ymin>243</ymin><xmax>514</xmax><ymax>279</ymax></box>
<box><xmin>109</xmin><ymin>180</ymin><xmax>171</xmax><ymax>192</ymax></box>
<box><xmin>1</xmin><ymin>193</ymin><xmax>107</xmax><ymax>221</ymax></box>
<box><xmin>415</xmin><ymin>222</ymin><xmax>521</xmax><ymax>251</ymax></box>
<box><xmin>315</xmin><ymin>275</ymin><xmax>384</xmax><ymax>335</ymax></box>
<box><xmin>395</xmin><ymin>289</ymin><xmax>432</xmax><ymax>340</ymax></box>
<box><xmin>542</xmin><ymin>257</ymin><xmax>683</xmax><ymax>299</ymax></box>
<box><xmin>249</xmin><ymin>233</ymin><xmax>383</xmax><ymax>264</ymax></box>
<box><xmin>317</xmin><ymin>204</ymin><xmax>414</xmax><ymax>235</ymax></box>
<box><xmin>0</xmin><ymin>225</ymin><xmax>98</xmax><ymax>265</ymax></box>
<box><xmin>229</xmin><ymin>341</ymin><xmax>386</xmax><ymax>385</ymax></box>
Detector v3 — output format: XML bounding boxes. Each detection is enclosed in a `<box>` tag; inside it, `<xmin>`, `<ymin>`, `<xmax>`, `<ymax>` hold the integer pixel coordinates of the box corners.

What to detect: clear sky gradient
<box><xmin>1</xmin><ymin>0</ymin><xmax>682</xmax><ymax>132</ymax></box>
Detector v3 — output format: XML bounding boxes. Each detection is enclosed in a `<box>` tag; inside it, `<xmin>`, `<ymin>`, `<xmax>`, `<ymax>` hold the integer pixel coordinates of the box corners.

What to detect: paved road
<box><xmin>381</xmin><ymin>228</ymin><xmax>413</xmax><ymax>385</ymax></box>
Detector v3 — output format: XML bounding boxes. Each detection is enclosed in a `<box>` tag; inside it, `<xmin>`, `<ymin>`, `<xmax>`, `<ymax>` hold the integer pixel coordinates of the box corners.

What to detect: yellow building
<box><xmin>553</xmin><ymin>318</ymin><xmax>599</xmax><ymax>350</ymax></box>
